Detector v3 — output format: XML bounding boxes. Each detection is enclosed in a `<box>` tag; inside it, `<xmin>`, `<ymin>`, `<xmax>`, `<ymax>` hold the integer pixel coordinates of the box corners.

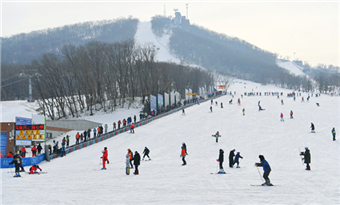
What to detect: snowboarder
<box><xmin>210</xmin><ymin>106</ymin><xmax>213</xmax><ymax>113</ymax></box>
<box><xmin>213</xmin><ymin>131</ymin><xmax>221</xmax><ymax>143</ymax></box>
<box><xmin>133</xmin><ymin>151</ymin><xmax>141</xmax><ymax>175</ymax></box>
<box><xmin>242</xmin><ymin>108</ymin><xmax>245</xmax><ymax>115</ymax></box>
<box><xmin>101</xmin><ymin>147</ymin><xmax>109</xmax><ymax>170</ymax></box>
<box><xmin>142</xmin><ymin>147</ymin><xmax>151</xmax><ymax>160</ymax></box>
<box><xmin>290</xmin><ymin>110</ymin><xmax>293</xmax><ymax>119</ymax></box>
<box><xmin>181</xmin><ymin>143</ymin><xmax>187</xmax><ymax>166</ymax></box>
<box><xmin>217</xmin><ymin>149</ymin><xmax>225</xmax><ymax>173</ymax></box>
<box><xmin>29</xmin><ymin>165</ymin><xmax>42</xmax><ymax>174</ymax></box>
<box><xmin>300</xmin><ymin>147</ymin><xmax>311</xmax><ymax>170</ymax></box>
<box><xmin>255</xmin><ymin>155</ymin><xmax>272</xmax><ymax>186</ymax></box>
<box><xmin>332</xmin><ymin>127</ymin><xmax>336</xmax><ymax>141</ymax></box>
<box><xmin>310</xmin><ymin>123</ymin><xmax>315</xmax><ymax>133</ymax></box>
<box><xmin>234</xmin><ymin>152</ymin><xmax>243</xmax><ymax>168</ymax></box>
<box><xmin>127</xmin><ymin>149</ymin><xmax>134</xmax><ymax>169</ymax></box>
<box><xmin>280</xmin><ymin>113</ymin><xmax>284</xmax><ymax>121</ymax></box>
<box><xmin>229</xmin><ymin>149</ymin><xmax>235</xmax><ymax>168</ymax></box>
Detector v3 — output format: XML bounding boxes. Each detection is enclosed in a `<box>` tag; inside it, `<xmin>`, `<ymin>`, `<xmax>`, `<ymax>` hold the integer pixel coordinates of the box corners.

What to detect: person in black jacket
<box><xmin>142</xmin><ymin>147</ymin><xmax>151</xmax><ymax>160</ymax></box>
<box><xmin>229</xmin><ymin>149</ymin><xmax>235</xmax><ymax>168</ymax></box>
<box><xmin>37</xmin><ymin>143</ymin><xmax>43</xmax><ymax>155</ymax></box>
<box><xmin>133</xmin><ymin>151</ymin><xmax>141</xmax><ymax>175</ymax></box>
<box><xmin>300</xmin><ymin>147</ymin><xmax>311</xmax><ymax>170</ymax></box>
<box><xmin>9</xmin><ymin>152</ymin><xmax>23</xmax><ymax>177</ymax></box>
<box><xmin>310</xmin><ymin>123</ymin><xmax>315</xmax><ymax>133</ymax></box>
<box><xmin>218</xmin><ymin>149</ymin><xmax>224</xmax><ymax>171</ymax></box>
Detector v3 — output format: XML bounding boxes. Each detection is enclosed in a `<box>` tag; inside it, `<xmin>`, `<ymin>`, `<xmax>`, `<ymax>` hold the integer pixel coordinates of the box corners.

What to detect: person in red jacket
<box><xmin>0</xmin><ymin>152</ymin><xmax>5</xmax><ymax>158</ymax></box>
<box><xmin>20</xmin><ymin>147</ymin><xmax>27</xmax><ymax>158</ymax></box>
<box><xmin>101</xmin><ymin>147</ymin><xmax>109</xmax><ymax>170</ymax></box>
<box><xmin>31</xmin><ymin>145</ymin><xmax>37</xmax><ymax>157</ymax></box>
<box><xmin>130</xmin><ymin>123</ymin><xmax>135</xmax><ymax>133</ymax></box>
<box><xmin>29</xmin><ymin>165</ymin><xmax>42</xmax><ymax>174</ymax></box>
<box><xmin>6</xmin><ymin>151</ymin><xmax>13</xmax><ymax>158</ymax></box>
<box><xmin>181</xmin><ymin>143</ymin><xmax>187</xmax><ymax>166</ymax></box>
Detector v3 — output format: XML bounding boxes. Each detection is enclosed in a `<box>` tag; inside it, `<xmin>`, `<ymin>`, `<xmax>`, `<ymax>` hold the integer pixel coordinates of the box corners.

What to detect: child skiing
<box><xmin>213</xmin><ymin>131</ymin><xmax>221</xmax><ymax>143</ymax></box>
<box><xmin>29</xmin><ymin>165</ymin><xmax>42</xmax><ymax>174</ymax></box>
<box><xmin>300</xmin><ymin>147</ymin><xmax>311</xmax><ymax>170</ymax></box>
<box><xmin>142</xmin><ymin>147</ymin><xmax>151</xmax><ymax>160</ymax></box>
<box><xmin>255</xmin><ymin>155</ymin><xmax>272</xmax><ymax>186</ymax></box>
<box><xmin>9</xmin><ymin>154</ymin><xmax>22</xmax><ymax>177</ymax></box>
<box><xmin>101</xmin><ymin>147</ymin><xmax>109</xmax><ymax>170</ymax></box>
<box><xmin>234</xmin><ymin>152</ymin><xmax>243</xmax><ymax>168</ymax></box>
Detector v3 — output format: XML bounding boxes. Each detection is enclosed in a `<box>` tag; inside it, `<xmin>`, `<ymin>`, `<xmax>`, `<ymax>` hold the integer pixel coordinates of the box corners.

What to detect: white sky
<box><xmin>1</xmin><ymin>0</ymin><xmax>339</xmax><ymax>67</ymax></box>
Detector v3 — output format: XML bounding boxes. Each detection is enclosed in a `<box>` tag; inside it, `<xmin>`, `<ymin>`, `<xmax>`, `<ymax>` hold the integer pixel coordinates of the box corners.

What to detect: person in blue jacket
<box><xmin>255</xmin><ymin>155</ymin><xmax>272</xmax><ymax>186</ymax></box>
<box><xmin>234</xmin><ymin>152</ymin><xmax>243</xmax><ymax>168</ymax></box>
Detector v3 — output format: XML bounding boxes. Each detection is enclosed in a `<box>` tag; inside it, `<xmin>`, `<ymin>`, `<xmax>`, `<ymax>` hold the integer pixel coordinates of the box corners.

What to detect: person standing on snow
<box><xmin>20</xmin><ymin>147</ymin><xmax>27</xmax><ymax>158</ymax></box>
<box><xmin>104</xmin><ymin>124</ymin><xmax>108</xmax><ymax>134</ymax></box>
<box><xmin>9</xmin><ymin>153</ymin><xmax>22</xmax><ymax>177</ymax></box>
<box><xmin>133</xmin><ymin>151</ymin><xmax>141</xmax><ymax>175</ymax></box>
<box><xmin>127</xmin><ymin>149</ymin><xmax>134</xmax><ymax>169</ymax></box>
<box><xmin>101</xmin><ymin>147</ymin><xmax>109</xmax><ymax>170</ymax></box>
<box><xmin>217</xmin><ymin>149</ymin><xmax>224</xmax><ymax>172</ymax></box>
<box><xmin>31</xmin><ymin>145</ymin><xmax>37</xmax><ymax>157</ymax></box>
<box><xmin>300</xmin><ymin>147</ymin><xmax>311</xmax><ymax>170</ymax></box>
<box><xmin>234</xmin><ymin>152</ymin><xmax>243</xmax><ymax>168</ymax></box>
<box><xmin>331</xmin><ymin>127</ymin><xmax>336</xmax><ymax>141</ymax></box>
<box><xmin>310</xmin><ymin>123</ymin><xmax>315</xmax><ymax>133</ymax></box>
<box><xmin>280</xmin><ymin>113</ymin><xmax>284</xmax><ymax>121</ymax></box>
<box><xmin>290</xmin><ymin>110</ymin><xmax>293</xmax><ymax>119</ymax></box>
<box><xmin>242</xmin><ymin>108</ymin><xmax>245</xmax><ymax>116</ymax></box>
<box><xmin>214</xmin><ymin>131</ymin><xmax>221</xmax><ymax>143</ymax></box>
<box><xmin>37</xmin><ymin>143</ymin><xmax>42</xmax><ymax>155</ymax></box>
<box><xmin>142</xmin><ymin>147</ymin><xmax>151</xmax><ymax>160</ymax></box>
<box><xmin>255</xmin><ymin>155</ymin><xmax>272</xmax><ymax>186</ymax></box>
<box><xmin>229</xmin><ymin>149</ymin><xmax>235</xmax><ymax>168</ymax></box>
<box><xmin>134</xmin><ymin>115</ymin><xmax>137</xmax><ymax>123</ymax></box>
<box><xmin>66</xmin><ymin>135</ymin><xmax>70</xmax><ymax>147</ymax></box>
<box><xmin>93</xmin><ymin>128</ymin><xmax>97</xmax><ymax>138</ymax></box>
<box><xmin>181</xmin><ymin>144</ymin><xmax>187</xmax><ymax>166</ymax></box>
<box><xmin>210</xmin><ymin>106</ymin><xmax>213</xmax><ymax>113</ymax></box>
<box><xmin>130</xmin><ymin>123</ymin><xmax>135</xmax><ymax>133</ymax></box>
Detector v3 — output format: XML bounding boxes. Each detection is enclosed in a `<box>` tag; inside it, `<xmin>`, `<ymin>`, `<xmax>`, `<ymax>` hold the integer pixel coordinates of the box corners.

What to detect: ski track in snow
<box><xmin>1</xmin><ymin>79</ymin><xmax>339</xmax><ymax>205</ymax></box>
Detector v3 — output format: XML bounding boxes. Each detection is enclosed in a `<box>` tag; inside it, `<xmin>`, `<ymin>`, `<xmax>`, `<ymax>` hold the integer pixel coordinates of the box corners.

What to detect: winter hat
<box><xmin>104</xmin><ymin>147</ymin><xmax>107</xmax><ymax>150</ymax></box>
<box><xmin>259</xmin><ymin>155</ymin><xmax>265</xmax><ymax>161</ymax></box>
<box><xmin>305</xmin><ymin>147</ymin><xmax>308</xmax><ymax>150</ymax></box>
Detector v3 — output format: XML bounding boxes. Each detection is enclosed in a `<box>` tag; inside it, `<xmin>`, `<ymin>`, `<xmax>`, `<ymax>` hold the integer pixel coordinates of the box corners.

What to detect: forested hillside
<box><xmin>1</xmin><ymin>17</ymin><xmax>139</xmax><ymax>64</ymax></box>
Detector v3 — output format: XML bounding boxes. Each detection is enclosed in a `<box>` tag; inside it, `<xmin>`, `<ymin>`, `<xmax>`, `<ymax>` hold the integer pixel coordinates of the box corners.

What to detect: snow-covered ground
<box><xmin>1</xmin><ymin>79</ymin><xmax>339</xmax><ymax>205</ymax></box>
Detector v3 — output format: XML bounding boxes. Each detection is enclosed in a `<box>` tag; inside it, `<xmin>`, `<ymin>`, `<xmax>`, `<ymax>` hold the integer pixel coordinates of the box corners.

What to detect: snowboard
<box><xmin>27</xmin><ymin>171</ymin><xmax>48</xmax><ymax>174</ymax></box>
<box><xmin>126</xmin><ymin>154</ymin><xmax>130</xmax><ymax>175</ymax></box>
<box><xmin>210</xmin><ymin>172</ymin><xmax>228</xmax><ymax>174</ymax></box>
<box><xmin>251</xmin><ymin>184</ymin><xmax>276</xmax><ymax>186</ymax></box>
<box><xmin>211</xmin><ymin>135</ymin><xmax>222</xmax><ymax>137</ymax></box>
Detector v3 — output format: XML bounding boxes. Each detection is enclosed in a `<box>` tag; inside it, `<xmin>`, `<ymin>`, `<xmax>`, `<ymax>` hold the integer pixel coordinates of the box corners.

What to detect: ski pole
<box><xmin>256</xmin><ymin>166</ymin><xmax>264</xmax><ymax>182</ymax></box>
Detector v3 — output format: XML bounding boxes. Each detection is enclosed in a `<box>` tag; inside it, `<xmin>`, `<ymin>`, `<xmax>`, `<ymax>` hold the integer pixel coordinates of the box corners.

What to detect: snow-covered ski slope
<box><xmin>2</xmin><ymin>80</ymin><xmax>339</xmax><ymax>205</ymax></box>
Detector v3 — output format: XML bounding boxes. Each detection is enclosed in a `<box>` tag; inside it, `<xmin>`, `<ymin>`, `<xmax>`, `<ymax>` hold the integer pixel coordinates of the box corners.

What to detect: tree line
<box><xmin>22</xmin><ymin>40</ymin><xmax>214</xmax><ymax>120</ymax></box>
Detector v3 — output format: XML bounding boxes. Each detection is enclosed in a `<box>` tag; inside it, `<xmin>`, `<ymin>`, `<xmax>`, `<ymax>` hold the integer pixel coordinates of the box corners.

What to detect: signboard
<box><xmin>0</xmin><ymin>133</ymin><xmax>7</xmax><ymax>155</ymax></box>
<box><xmin>16</xmin><ymin>124</ymin><xmax>45</xmax><ymax>141</ymax></box>
<box><xmin>150</xmin><ymin>95</ymin><xmax>157</xmax><ymax>114</ymax></box>
<box><xmin>15</xmin><ymin>140</ymin><xmax>32</xmax><ymax>146</ymax></box>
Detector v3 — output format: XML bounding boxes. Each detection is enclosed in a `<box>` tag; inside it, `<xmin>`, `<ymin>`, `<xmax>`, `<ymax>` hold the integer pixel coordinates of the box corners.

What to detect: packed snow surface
<box><xmin>1</xmin><ymin>80</ymin><xmax>340</xmax><ymax>205</ymax></box>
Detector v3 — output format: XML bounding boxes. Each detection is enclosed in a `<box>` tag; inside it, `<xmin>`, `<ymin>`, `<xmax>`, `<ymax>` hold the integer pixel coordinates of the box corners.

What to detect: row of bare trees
<box><xmin>24</xmin><ymin>40</ymin><xmax>214</xmax><ymax>120</ymax></box>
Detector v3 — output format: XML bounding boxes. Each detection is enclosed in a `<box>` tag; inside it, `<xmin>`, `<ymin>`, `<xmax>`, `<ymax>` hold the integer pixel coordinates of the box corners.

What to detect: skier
<box><xmin>31</xmin><ymin>145</ymin><xmax>37</xmax><ymax>157</ymax></box>
<box><xmin>181</xmin><ymin>143</ymin><xmax>187</xmax><ymax>166</ymax></box>
<box><xmin>229</xmin><ymin>149</ymin><xmax>235</xmax><ymax>168</ymax></box>
<box><xmin>182</xmin><ymin>142</ymin><xmax>188</xmax><ymax>155</ymax></box>
<box><xmin>242</xmin><ymin>108</ymin><xmax>245</xmax><ymax>115</ymax></box>
<box><xmin>332</xmin><ymin>127</ymin><xmax>336</xmax><ymax>141</ymax></box>
<box><xmin>211</xmin><ymin>99</ymin><xmax>213</xmax><ymax>105</ymax></box>
<box><xmin>142</xmin><ymin>147</ymin><xmax>151</xmax><ymax>160</ymax></box>
<box><xmin>281</xmin><ymin>99</ymin><xmax>284</xmax><ymax>105</ymax></box>
<box><xmin>221</xmin><ymin>102</ymin><xmax>223</xmax><ymax>108</ymax></box>
<box><xmin>215</xmin><ymin>101</ymin><xmax>218</xmax><ymax>106</ymax></box>
<box><xmin>101</xmin><ymin>147</ymin><xmax>109</xmax><ymax>170</ymax></box>
<box><xmin>255</xmin><ymin>155</ymin><xmax>272</xmax><ymax>186</ymax></box>
<box><xmin>210</xmin><ymin>106</ymin><xmax>213</xmax><ymax>113</ymax></box>
<box><xmin>182</xmin><ymin>108</ymin><xmax>185</xmax><ymax>115</ymax></box>
<box><xmin>9</xmin><ymin>154</ymin><xmax>22</xmax><ymax>177</ymax></box>
<box><xmin>133</xmin><ymin>151</ymin><xmax>141</xmax><ymax>175</ymax></box>
<box><xmin>29</xmin><ymin>165</ymin><xmax>42</xmax><ymax>174</ymax></box>
<box><xmin>238</xmin><ymin>98</ymin><xmax>241</xmax><ymax>105</ymax></box>
<box><xmin>127</xmin><ymin>149</ymin><xmax>134</xmax><ymax>169</ymax></box>
<box><xmin>213</xmin><ymin>131</ymin><xmax>221</xmax><ymax>143</ymax></box>
<box><xmin>229</xmin><ymin>99</ymin><xmax>232</xmax><ymax>104</ymax></box>
<box><xmin>217</xmin><ymin>149</ymin><xmax>225</xmax><ymax>173</ymax></box>
<box><xmin>300</xmin><ymin>147</ymin><xmax>311</xmax><ymax>170</ymax></box>
<box><xmin>290</xmin><ymin>110</ymin><xmax>293</xmax><ymax>119</ymax></box>
<box><xmin>310</xmin><ymin>123</ymin><xmax>315</xmax><ymax>133</ymax></box>
<box><xmin>130</xmin><ymin>123</ymin><xmax>135</xmax><ymax>133</ymax></box>
<box><xmin>280</xmin><ymin>113</ymin><xmax>284</xmax><ymax>121</ymax></box>
<box><xmin>234</xmin><ymin>152</ymin><xmax>243</xmax><ymax>168</ymax></box>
